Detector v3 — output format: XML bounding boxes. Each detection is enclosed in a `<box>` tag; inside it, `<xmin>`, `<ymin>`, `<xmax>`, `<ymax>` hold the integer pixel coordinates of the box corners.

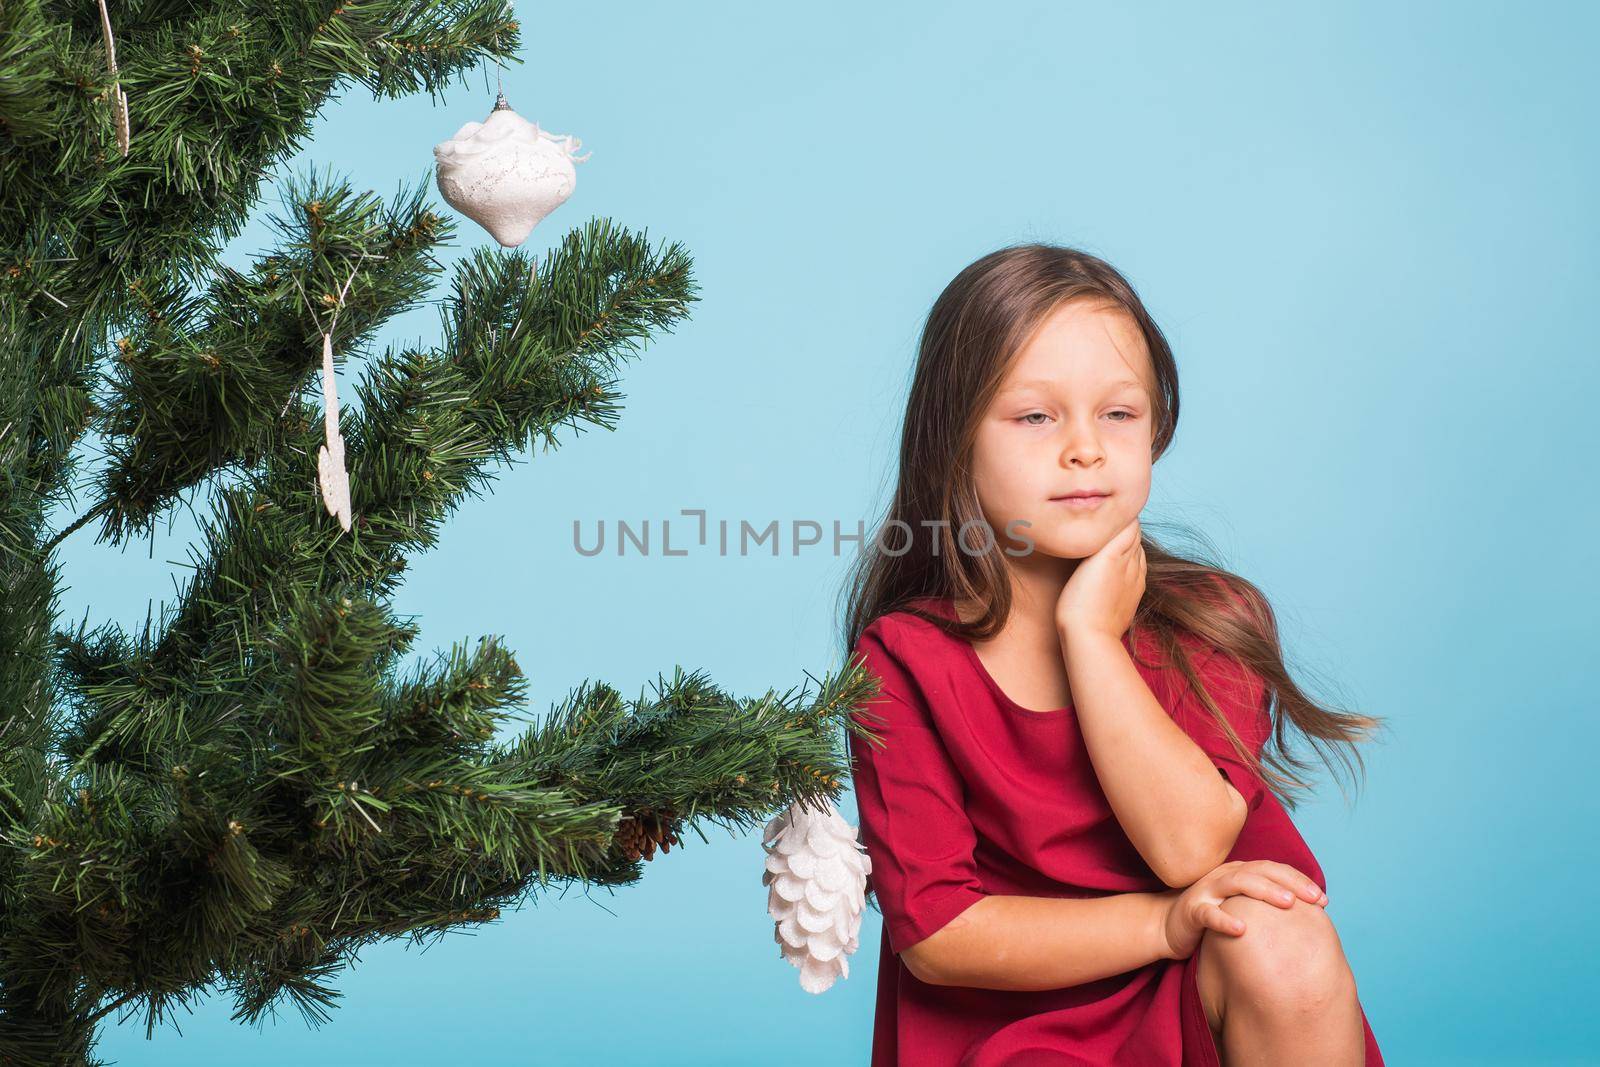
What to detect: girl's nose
<box><xmin>1057</xmin><ymin>427</ymin><xmax>1105</xmax><ymax>468</ymax></box>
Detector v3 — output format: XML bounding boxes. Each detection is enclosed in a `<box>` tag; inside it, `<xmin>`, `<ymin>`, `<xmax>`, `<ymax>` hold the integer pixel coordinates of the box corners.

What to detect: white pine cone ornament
<box><xmin>433</xmin><ymin>91</ymin><xmax>591</xmax><ymax>248</ymax></box>
<box><xmin>761</xmin><ymin>796</ymin><xmax>871</xmax><ymax>994</ymax></box>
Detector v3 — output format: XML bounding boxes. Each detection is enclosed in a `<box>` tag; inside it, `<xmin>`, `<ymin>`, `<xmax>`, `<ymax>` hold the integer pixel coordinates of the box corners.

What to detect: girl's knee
<box><xmin>1206</xmin><ymin>894</ymin><xmax>1356</xmax><ymax>1012</ymax></box>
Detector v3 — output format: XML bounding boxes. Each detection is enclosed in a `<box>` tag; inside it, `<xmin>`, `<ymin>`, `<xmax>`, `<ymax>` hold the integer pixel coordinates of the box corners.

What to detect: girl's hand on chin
<box><xmin>1054</xmin><ymin>516</ymin><xmax>1145</xmax><ymax>642</ymax></box>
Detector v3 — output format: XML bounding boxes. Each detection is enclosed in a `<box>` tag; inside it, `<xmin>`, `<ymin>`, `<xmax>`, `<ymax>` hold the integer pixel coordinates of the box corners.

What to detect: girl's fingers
<box><xmin>1220</xmin><ymin>865</ymin><xmax>1326</xmax><ymax>908</ymax></box>
<box><xmin>1276</xmin><ymin>875</ymin><xmax>1326</xmax><ymax>906</ymax></box>
<box><xmin>1197</xmin><ymin>900</ymin><xmax>1246</xmax><ymax>936</ymax></box>
<box><xmin>1218</xmin><ymin>870</ymin><xmax>1308</xmax><ymax>908</ymax></box>
<box><xmin>1242</xmin><ymin>867</ymin><xmax>1323</xmax><ymax>906</ymax></box>
<box><xmin>1244</xmin><ymin>862</ymin><xmax>1327</xmax><ymax>905</ymax></box>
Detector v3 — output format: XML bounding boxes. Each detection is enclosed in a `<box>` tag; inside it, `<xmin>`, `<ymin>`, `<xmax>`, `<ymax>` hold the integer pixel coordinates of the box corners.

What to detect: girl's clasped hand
<box><xmin>1157</xmin><ymin>860</ymin><xmax>1329</xmax><ymax>960</ymax></box>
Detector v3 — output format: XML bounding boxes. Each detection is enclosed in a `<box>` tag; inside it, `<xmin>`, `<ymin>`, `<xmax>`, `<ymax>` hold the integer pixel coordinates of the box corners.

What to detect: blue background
<box><xmin>55</xmin><ymin>0</ymin><xmax>1595</xmax><ymax>1063</ymax></box>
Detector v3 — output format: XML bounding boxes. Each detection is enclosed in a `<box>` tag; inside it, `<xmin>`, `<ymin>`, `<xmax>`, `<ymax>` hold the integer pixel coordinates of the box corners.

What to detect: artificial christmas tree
<box><xmin>0</xmin><ymin>1</ymin><xmax>881</xmax><ymax>1061</ymax></box>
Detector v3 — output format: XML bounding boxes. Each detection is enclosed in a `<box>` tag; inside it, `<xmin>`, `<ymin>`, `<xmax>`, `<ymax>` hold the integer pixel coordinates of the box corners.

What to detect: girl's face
<box><xmin>970</xmin><ymin>299</ymin><xmax>1156</xmax><ymax>562</ymax></box>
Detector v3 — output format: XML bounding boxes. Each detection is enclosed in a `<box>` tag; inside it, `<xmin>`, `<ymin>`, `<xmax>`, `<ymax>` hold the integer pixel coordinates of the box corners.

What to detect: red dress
<box><xmin>846</xmin><ymin>595</ymin><xmax>1384</xmax><ymax>1067</ymax></box>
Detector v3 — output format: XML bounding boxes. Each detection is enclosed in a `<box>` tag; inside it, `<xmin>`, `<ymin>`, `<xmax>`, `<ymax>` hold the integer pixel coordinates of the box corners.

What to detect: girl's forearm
<box><xmin>1060</xmin><ymin>626</ymin><xmax>1244</xmax><ymax>885</ymax></box>
<box><xmin>907</xmin><ymin>891</ymin><xmax>1178</xmax><ymax>991</ymax></box>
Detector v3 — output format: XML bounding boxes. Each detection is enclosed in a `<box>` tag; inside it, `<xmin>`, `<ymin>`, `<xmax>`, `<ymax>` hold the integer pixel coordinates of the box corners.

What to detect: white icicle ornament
<box><xmin>432</xmin><ymin>91</ymin><xmax>591</xmax><ymax>248</ymax></box>
<box><xmin>761</xmin><ymin>796</ymin><xmax>871</xmax><ymax>994</ymax></box>
<box><xmin>315</xmin><ymin>331</ymin><xmax>352</xmax><ymax>532</ymax></box>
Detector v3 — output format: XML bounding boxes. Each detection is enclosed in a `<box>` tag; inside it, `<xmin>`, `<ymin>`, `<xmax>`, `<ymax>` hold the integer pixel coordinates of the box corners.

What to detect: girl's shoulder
<box><xmin>1161</xmin><ymin>626</ymin><xmax>1223</xmax><ymax>670</ymax></box>
<box><xmin>851</xmin><ymin>598</ymin><xmax>969</xmax><ymax>689</ymax></box>
<box><xmin>858</xmin><ymin>596</ymin><xmax>959</xmax><ymax>651</ymax></box>
<box><xmin>1127</xmin><ymin>624</ymin><xmax>1262</xmax><ymax>715</ymax></box>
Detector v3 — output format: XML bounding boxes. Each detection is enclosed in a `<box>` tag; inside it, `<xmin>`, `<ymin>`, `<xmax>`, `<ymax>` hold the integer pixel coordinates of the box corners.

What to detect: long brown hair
<box><xmin>839</xmin><ymin>243</ymin><xmax>1384</xmax><ymax>811</ymax></box>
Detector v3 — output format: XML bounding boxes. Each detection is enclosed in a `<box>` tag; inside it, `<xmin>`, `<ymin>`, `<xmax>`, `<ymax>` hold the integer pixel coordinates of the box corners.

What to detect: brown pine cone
<box><xmin>643</xmin><ymin>806</ymin><xmax>681</xmax><ymax>860</ymax></box>
<box><xmin>617</xmin><ymin>807</ymin><xmax>682</xmax><ymax>862</ymax></box>
<box><xmin>614</xmin><ymin>815</ymin><xmax>645</xmax><ymax>861</ymax></box>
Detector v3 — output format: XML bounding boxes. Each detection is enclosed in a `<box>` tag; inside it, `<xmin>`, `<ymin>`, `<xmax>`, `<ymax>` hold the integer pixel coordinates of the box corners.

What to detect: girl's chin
<box><xmin>1019</xmin><ymin>523</ymin><xmax>1119</xmax><ymax>560</ymax></box>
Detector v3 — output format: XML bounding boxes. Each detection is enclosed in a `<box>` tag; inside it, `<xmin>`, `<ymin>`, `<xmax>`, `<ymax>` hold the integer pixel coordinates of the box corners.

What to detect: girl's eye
<box><xmin>1017</xmin><ymin>411</ymin><xmax>1137</xmax><ymax>425</ymax></box>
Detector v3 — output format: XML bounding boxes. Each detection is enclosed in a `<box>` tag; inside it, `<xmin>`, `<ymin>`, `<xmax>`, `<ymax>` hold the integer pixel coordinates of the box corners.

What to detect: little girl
<box><xmin>841</xmin><ymin>244</ymin><xmax>1387</xmax><ymax>1067</ymax></box>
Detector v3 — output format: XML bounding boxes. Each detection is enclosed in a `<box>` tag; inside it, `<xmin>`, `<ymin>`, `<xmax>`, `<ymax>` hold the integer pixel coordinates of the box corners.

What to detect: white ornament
<box><xmin>433</xmin><ymin>91</ymin><xmax>591</xmax><ymax>248</ymax></box>
<box><xmin>316</xmin><ymin>331</ymin><xmax>352</xmax><ymax>532</ymax></box>
<box><xmin>761</xmin><ymin>796</ymin><xmax>871</xmax><ymax>994</ymax></box>
<box><xmin>95</xmin><ymin>0</ymin><xmax>130</xmax><ymax>157</ymax></box>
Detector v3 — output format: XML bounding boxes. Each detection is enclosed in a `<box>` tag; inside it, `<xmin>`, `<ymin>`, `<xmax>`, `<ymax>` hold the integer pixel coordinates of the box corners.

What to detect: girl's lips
<box><xmin>1049</xmin><ymin>493</ymin><xmax>1110</xmax><ymax>509</ymax></box>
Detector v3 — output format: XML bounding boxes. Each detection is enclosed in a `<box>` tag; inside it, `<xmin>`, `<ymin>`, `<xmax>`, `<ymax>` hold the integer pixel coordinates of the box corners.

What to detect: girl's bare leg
<box><xmin>1195</xmin><ymin>894</ymin><xmax>1365</xmax><ymax>1066</ymax></box>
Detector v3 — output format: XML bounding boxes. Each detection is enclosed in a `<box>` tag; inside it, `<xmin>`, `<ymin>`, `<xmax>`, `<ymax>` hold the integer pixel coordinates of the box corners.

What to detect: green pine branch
<box><xmin>1</xmin><ymin>0</ymin><xmax>521</xmax><ymax>317</ymax></box>
<box><xmin>1</xmin><ymin>2</ymin><xmax>888</xmax><ymax>1060</ymax></box>
<box><xmin>91</xmin><ymin>169</ymin><xmax>454</xmax><ymax>541</ymax></box>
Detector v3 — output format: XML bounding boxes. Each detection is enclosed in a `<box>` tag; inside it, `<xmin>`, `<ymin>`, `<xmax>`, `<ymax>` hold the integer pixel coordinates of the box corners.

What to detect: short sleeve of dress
<box><xmin>846</xmin><ymin>620</ymin><xmax>987</xmax><ymax>957</ymax></box>
<box><xmin>1174</xmin><ymin>646</ymin><xmax>1274</xmax><ymax>814</ymax></box>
